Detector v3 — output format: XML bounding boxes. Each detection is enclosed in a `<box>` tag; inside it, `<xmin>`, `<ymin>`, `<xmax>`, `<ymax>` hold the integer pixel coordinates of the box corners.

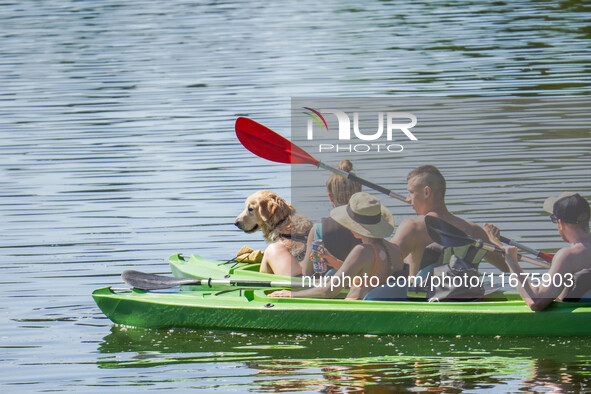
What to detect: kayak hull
<box><xmin>92</xmin><ymin>286</ymin><xmax>591</xmax><ymax>336</ymax></box>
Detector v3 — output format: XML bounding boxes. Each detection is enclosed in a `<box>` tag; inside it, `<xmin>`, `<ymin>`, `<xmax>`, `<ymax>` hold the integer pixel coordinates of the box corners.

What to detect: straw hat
<box><xmin>330</xmin><ymin>192</ymin><xmax>394</xmax><ymax>238</ymax></box>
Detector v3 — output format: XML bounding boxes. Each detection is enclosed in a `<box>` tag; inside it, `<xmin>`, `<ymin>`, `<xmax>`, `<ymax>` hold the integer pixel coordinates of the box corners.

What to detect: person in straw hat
<box><xmin>485</xmin><ymin>192</ymin><xmax>591</xmax><ymax>311</ymax></box>
<box><xmin>271</xmin><ymin>192</ymin><xmax>404</xmax><ymax>300</ymax></box>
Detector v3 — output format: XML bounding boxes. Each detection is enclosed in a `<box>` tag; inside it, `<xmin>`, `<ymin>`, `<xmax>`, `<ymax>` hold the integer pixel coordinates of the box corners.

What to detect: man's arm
<box><xmin>503</xmin><ymin>246</ymin><xmax>567</xmax><ymax>311</ymax></box>
<box><xmin>391</xmin><ymin>218</ymin><xmax>422</xmax><ymax>276</ymax></box>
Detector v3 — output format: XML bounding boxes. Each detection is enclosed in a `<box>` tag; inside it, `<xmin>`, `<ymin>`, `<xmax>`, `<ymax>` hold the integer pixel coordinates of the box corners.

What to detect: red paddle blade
<box><xmin>538</xmin><ymin>252</ymin><xmax>554</xmax><ymax>264</ymax></box>
<box><xmin>235</xmin><ymin>117</ymin><xmax>319</xmax><ymax>166</ymax></box>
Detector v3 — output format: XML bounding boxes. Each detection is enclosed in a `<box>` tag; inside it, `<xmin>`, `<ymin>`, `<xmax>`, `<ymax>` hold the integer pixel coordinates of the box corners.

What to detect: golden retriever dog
<box><xmin>234</xmin><ymin>190</ymin><xmax>312</xmax><ymax>276</ymax></box>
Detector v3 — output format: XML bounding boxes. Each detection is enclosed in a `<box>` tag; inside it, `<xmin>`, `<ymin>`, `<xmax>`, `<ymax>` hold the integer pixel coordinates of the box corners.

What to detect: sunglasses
<box><xmin>550</xmin><ymin>214</ymin><xmax>559</xmax><ymax>224</ymax></box>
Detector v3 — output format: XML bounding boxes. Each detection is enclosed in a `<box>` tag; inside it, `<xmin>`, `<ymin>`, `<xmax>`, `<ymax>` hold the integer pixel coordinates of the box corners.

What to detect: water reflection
<box><xmin>98</xmin><ymin>326</ymin><xmax>591</xmax><ymax>392</ymax></box>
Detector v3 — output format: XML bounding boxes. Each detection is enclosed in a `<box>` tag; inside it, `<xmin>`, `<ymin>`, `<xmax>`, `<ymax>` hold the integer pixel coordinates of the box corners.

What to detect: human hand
<box><xmin>483</xmin><ymin>223</ymin><xmax>503</xmax><ymax>248</ymax></box>
<box><xmin>269</xmin><ymin>289</ymin><xmax>291</xmax><ymax>298</ymax></box>
<box><xmin>319</xmin><ymin>252</ymin><xmax>344</xmax><ymax>270</ymax></box>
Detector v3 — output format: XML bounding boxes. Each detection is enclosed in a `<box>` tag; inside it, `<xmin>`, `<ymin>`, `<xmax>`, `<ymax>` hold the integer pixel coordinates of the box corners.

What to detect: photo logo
<box><xmin>303</xmin><ymin>108</ymin><xmax>418</xmax><ymax>153</ymax></box>
<box><xmin>303</xmin><ymin>107</ymin><xmax>329</xmax><ymax>132</ymax></box>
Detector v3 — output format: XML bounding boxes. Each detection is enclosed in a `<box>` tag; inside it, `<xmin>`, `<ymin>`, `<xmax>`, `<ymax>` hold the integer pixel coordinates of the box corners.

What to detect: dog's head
<box><xmin>234</xmin><ymin>191</ymin><xmax>294</xmax><ymax>239</ymax></box>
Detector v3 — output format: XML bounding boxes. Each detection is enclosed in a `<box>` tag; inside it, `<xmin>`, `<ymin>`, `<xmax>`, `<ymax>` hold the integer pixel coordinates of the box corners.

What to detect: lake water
<box><xmin>1</xmin><ymin>0</ymin><xmax>590</xmax><ymax>392</ymax></box>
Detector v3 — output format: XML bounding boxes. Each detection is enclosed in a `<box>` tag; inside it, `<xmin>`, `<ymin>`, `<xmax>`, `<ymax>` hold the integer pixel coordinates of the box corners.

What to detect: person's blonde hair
<box><xmin>326</xmin><ymin>159</ymin><xmax>362</xmax><ymax>207</ymax></box>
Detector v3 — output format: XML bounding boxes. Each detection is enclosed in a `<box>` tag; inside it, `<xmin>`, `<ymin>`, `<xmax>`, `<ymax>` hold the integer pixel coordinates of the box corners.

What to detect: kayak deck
<box><xmin>92</xmin><ymin>286</ymin><xmax>591</xmax><ymax>336</ymax></box>
<box><xmin>169</xmin><ymin>253</ymin><xmax>291</xmax><ymax>281</ymax></box>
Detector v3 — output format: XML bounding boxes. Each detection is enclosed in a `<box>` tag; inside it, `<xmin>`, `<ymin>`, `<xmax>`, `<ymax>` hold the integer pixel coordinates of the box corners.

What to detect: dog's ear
<box><xmin>258</xmin><ymin>194</ymin><xmax>291</xmax><ymax>226</ymax></box>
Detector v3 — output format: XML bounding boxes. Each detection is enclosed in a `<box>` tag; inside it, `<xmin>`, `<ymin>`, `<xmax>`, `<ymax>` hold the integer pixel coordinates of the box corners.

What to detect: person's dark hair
<box><xmin>407</xmin><ymin>165</ymin><xmax>446</xmax><ymax>199</ymax></box>
<box><xmin>326</xmin><ymin>159</ymin><xmax>362</xmax><ymax>207</ymax></box>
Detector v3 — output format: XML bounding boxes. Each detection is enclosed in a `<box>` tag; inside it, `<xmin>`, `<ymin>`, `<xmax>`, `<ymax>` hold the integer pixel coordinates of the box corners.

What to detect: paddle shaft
<box><xmin>122</xmin><ymin>270</ymin><xmax>296</xmax><ymax>291</ymax></box>
<box><xmin>499</xmin><ymin>235</ymin><xmax>554</xmax><ymax>263</ymax></box>
<box><xmin>498</xmin><ymin>236</ymin><xmax>536</xmax><ymax>255</ymax></box>
<box><xmin>466</xmin><ymin>239</ymin><xmax>550</xmax><ymax>269</ymax></box>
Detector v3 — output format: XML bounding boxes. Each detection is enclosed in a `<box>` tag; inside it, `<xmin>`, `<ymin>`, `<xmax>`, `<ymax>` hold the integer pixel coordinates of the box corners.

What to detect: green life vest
<box><xmin>441</xmin><ymin>244</ymin><xmax>488</xmax><ymax>268</ymax></box>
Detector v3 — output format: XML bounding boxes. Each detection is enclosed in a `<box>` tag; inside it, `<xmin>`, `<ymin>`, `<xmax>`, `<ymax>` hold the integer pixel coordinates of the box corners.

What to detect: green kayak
<box><xmin>169</xmin><ymin>253</ymin><xmax>291</xmax><ymax>282</ymax></box>
<box><xmin>92</xmin><ymin>286</ymin><xmax>591</xmax><ymax>336</ymax></box>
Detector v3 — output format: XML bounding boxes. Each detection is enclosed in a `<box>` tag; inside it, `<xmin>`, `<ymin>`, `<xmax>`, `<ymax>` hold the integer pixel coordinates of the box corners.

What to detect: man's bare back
<box><xmin>392</xmin><ymin>212</ymin><xmax>505</xmax><ymax>276</ymax></box>
<box><xmin>390</xmin><ymin>165</ymin><xmax>508</xmax><ymax>276</ymax></box>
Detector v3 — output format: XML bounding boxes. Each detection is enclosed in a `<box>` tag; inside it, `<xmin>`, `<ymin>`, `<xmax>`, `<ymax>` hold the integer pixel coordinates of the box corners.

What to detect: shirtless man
<box><xmin>390</xmin><ymin>165</ymin><xmax>508</xmax><ymax>276</ymax></box>
<box><xmin>485</xmin><ymin>192</ymin><xmax>591</xmax><ymax>311</ymax></box>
